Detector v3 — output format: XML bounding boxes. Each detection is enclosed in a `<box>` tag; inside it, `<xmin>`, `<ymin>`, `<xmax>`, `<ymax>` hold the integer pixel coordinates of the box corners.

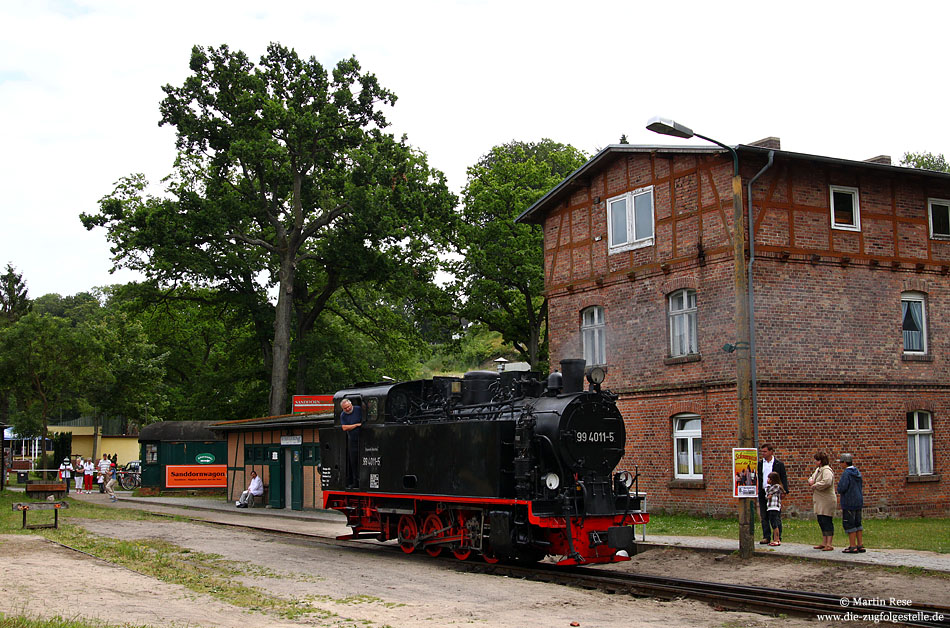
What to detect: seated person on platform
<box><xmin>236</xmin><ymin>470</ymin><xmax>264</xmax><ymax>508</ymax></box>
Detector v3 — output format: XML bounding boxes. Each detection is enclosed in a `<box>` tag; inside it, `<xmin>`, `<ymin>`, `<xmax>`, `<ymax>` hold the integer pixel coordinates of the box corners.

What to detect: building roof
<box><xmin>138</xmin><ymin>421</ymin><xmax>224</xmax><ymax>442</ymax></box>
<box><xmin>208</xmin><ymin>412</ymin><xmax>335</xmax><ymax>432</ymax></box>
<box><xmin>515</xmin><ymin>143</ymin><xmax>950</xmax><ymax>225</ymax></box>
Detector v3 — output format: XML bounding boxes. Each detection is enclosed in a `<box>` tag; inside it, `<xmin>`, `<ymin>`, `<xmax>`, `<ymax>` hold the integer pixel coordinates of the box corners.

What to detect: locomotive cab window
<box><xmin>365</xmin><ymin>397</ymin><xmax>379</xmax><ymax>423</ymax></box>
<box><xmin>673</xmin><ymin>414</ymin><xmax>702</xmax><ymax>479</ymax></box>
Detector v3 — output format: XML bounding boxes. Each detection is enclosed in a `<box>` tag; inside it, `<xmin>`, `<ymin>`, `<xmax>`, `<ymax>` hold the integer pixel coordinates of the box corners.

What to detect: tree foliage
<box><xmin>82</xmin><ymin>43</ymin><xmax>456</xmax><ymax>416</ymax></box>
<box><xmin>0</xmin><ymin>263</ymin><xmax>31</xmax><ymax>327</ymax></box>
<box><xmin>452</xmin><ymin>139</ymin><xmax>587</xmax><ymax>369</ymax></box>
<box><xmin>901</xmin><ymin>151</ymin><xmax>950</xmax><ymax>173</ymax></box>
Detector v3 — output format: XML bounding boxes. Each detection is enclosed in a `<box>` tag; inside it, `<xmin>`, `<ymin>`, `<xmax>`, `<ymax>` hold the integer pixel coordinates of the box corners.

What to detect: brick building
<box><xmin>517</xmin><ymin>140</ymin><xmax>949</xmax><ymax>517</ymax></box>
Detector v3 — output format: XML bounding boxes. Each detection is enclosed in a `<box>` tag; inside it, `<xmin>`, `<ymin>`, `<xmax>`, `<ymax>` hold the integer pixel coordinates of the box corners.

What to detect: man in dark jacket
<box><xmin>837</xmin><ymin>453</ymin><xmax>865</xmax><ymax>553</ymax></box>
<box><xmin>756</xmin><ymin>444</ymin><xmax>789</xmax><ymax>544</ymax></box>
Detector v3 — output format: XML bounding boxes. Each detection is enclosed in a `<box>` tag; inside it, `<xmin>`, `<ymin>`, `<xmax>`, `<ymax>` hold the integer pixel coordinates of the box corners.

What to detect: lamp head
<box><xmin>646</xmin><ymin>116</ymin><xmax>694</xmax><ymax>139</ymax></box>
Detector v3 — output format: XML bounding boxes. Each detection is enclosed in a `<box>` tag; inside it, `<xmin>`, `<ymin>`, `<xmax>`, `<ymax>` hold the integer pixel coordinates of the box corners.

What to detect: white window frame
<box><xmin>607</xmin><ymin>185</ymin><xmax>655</xmax><ymax>253</ymax></box>
<box><xmin>928</xmin><ymin>198</ymin><xmax>950</xmax><ymax>239</ymax></box>
<box><xmin>907</xmin><ymin>410</ymin><xmax>934</xmax><ymax>476</ymax></box>
<box><xmin>673</xmin><ymin>414</ymin><xmax>702</xmax><ymax>479</ymax></box>
<box><xmin>581</xmin><ymin>306</ymin><xmax>606</xmax><ymax>366</ymax></box>
<box><xmin>901</xmin><ymin>292</ymin><xmax>927</xmax><ymax>355</ymax></box>
<box><xmin>668</xmin><ymin>289</ymin><xmax>698</xmax><ymax>357</ymax></box>
<box><xmin>830</xmin><ymin>185</ymin><xmax>861</xmax><ymax>231</ymax></box>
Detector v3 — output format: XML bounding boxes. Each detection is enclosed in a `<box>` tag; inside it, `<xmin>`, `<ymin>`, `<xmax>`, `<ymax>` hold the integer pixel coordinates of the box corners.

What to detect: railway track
<box><xmin>135</xmin><ymin>509</ymin><xmax>950</xmax><ymax>627</ymax></box>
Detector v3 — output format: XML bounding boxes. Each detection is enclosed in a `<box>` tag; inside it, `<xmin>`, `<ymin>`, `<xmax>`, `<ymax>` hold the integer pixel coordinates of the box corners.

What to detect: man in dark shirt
<box><xmin>340</xmin><ymin>399</ymin><xmax>362</xmax><ymax>489</ymax></box>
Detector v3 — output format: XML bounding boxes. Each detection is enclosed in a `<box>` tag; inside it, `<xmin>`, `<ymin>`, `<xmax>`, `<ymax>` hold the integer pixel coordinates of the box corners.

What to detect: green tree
<box><xmin>0</xmin><ymin>264</ymin><xmax>32</xmax><ymax>427</ymax></box>
<box><xmin>0</xmin><ymin>312</ymin><xmax>93</xmax><ymax>471</ymax></box>
<box><xmin>109</xmin><ymin>282</ymin><xmax>268</xmax><ymax>421</ymax></box>
<box><xmin>0</xmin><ymin>264</ymin><xmax>31</xmax><ymax>327</ymax></box>
<box><xmin>901</xmin><ymin>151</ymin><xmax>950</xmax><ymax>173</ymax></box>
<box><xmin>83</xmin><ymin>43</ymin><xmax>455</xmax><ymax>416</ymax></box>
<box><xmin>452</xmin><ymin>140</ymin><xmax>587</xmax><ymax>369</ymax></box>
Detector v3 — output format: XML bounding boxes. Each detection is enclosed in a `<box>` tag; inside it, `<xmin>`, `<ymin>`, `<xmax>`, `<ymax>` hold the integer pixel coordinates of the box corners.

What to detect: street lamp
<box><xmin>647</xmin><ymin>117</ymin><xmax>755</xmax><ymax>559</ymax></box>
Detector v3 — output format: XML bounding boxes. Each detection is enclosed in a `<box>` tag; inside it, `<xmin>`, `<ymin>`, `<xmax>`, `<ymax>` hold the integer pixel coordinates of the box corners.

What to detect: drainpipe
<box><xmin>747</xmin><ymin>150</ymin><xmax>774</xmax><ymax>447</ymax></box>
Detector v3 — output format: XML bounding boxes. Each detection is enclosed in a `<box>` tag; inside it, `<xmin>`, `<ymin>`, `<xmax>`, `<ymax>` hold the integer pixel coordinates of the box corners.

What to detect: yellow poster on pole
<box><xmin>733</xmin><ymin>448</ymin><xmax>758</xmax><ymax>498</ymax></box>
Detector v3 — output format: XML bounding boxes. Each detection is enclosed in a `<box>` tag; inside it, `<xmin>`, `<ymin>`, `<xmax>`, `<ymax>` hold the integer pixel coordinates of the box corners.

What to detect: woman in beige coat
<box><xmin>808</xmin><ymin>451</ymin><xmax>836</xmax><ymax>550</ymax></box>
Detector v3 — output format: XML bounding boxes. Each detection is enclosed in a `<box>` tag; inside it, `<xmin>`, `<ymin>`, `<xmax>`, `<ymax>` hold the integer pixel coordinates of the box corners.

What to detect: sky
<box><xmin>2</xmin><ymin>0</ymin><xmax>948</xmax><ymax>298</ymax></box>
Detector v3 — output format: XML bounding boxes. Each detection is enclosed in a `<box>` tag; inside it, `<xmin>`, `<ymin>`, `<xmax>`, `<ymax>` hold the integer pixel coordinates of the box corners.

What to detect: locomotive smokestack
<box><xmin>560</xmin><ymin>358</ymin><xmax>586</xmax><ymax>394</ymax></box>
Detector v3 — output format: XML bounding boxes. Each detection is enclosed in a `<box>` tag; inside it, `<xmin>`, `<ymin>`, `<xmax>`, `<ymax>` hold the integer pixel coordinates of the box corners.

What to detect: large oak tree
<box><xmin>83</xmin><ymin>43</ymin><xmax>455</xmax><ymax>415</ymax></box>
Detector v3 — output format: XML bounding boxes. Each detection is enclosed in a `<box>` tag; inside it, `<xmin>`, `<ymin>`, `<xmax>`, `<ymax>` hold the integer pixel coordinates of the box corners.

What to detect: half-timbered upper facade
<box><xmin>518</xmin><ymin>140</ymin><xmax>950</xmax><ymax>516</ymax></box>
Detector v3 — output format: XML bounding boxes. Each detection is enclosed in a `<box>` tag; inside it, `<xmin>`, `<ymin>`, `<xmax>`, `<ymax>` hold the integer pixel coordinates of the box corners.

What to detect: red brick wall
<box><xmin>543</xmin><ymin>149</ymin><xmax>949</xmax><ymax>516</ymax></box>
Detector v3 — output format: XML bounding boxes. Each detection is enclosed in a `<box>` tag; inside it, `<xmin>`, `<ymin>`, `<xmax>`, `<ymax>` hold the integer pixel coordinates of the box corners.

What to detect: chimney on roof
<box><xmin>748</xmin><ymin>137</ymin><xmax>781</xmax><ymax>150</ymax></box>
<box><xmin>864</xmin><ymin>155</ymin><xmax>892</xmax><ymax>165</ymax></box>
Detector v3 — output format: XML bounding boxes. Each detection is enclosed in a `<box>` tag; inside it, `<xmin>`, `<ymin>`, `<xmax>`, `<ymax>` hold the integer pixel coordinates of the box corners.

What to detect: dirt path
<box><xmin>1</xmin><ymin>518</ymin><xmax>947</xmax><ymax>628</ymax></box>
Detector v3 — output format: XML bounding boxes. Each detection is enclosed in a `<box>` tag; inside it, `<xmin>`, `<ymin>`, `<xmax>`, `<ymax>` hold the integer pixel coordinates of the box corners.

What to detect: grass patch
<box><xmin>0</xmin><ymin>614</ymin><xmax>152</xmax><ymax>628</ymax></box>
<box><xmin>36</xmin><ymin>526</ymin><xmax>325</xmax><ymax>620</ymax></box>
<box><xmin>647</xmin><ymin>512</ymin><xmax>950</xmax><ymax>553</ymax></box>
<box><xmin>0</xmin><ymin>489</ymin><xmax>187</xmax><ymax>533</ymax></box>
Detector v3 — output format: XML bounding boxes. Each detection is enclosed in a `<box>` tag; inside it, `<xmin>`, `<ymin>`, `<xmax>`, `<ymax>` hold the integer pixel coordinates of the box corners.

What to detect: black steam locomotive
<box><xmin>319</xmin><ymin>359</ymin><xmax>648</xmax><ymax>565</ymax></box>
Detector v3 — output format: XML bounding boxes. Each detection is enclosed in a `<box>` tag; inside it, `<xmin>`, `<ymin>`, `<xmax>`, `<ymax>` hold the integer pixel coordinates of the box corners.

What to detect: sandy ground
<box><xmin>1</xmin><ymin>518</ymin><xmax>947</xmax><ymax>628</ymax></box>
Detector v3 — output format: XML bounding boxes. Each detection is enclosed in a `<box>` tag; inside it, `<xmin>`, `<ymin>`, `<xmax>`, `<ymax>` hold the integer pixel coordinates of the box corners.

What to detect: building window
<box><xmin>929</xmin><ymin>198</ymin><xmax>950</xmax><ymax>239</ymax></box>
<box><xmin>901</xmin><ymin>292</ymin><xmax>927</xmax><ymax>354</ymax></box>
<box><xmin>607</xmin><ymin>186</ymin><xmax>654</xmax><ymax>251</ymax></box>
<box><xmin>673</xmin><ymin>414</ymin><xmax>702</xmax><ymax>479</ymax></box>
<box><xmin>668</xmin><ymin>289</ymin><xmax>698</xmax><ymax>357</ymax></box>
<box><xmin>581</xmin><ymin>306</ymin><xmax>606</xmax><ymax>366</ymax></box>
<box><xmin>145</xmin><ymin>444</ymin><xmax>158</xmax><ymax>464</ymax></box>
<box><xmin>907</xmin><ymin>410</ymin><xmax>934</xmax><ymax>475</ymax></box>
<box><xmin>830</xmin><ymin>185</ymin><xmax>860</xmax><ymax>231</ymax></box>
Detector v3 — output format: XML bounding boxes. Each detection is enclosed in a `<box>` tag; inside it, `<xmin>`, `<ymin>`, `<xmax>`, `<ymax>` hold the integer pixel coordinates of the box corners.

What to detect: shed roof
<box><xmin>515</xmin><ymin>143</ymin><xmax>950</xmax><ymax>225</ymax></box>
<box><xmin>138</xmin><ymin>421</ymin><xmax>224</xmax><ymax>442</ymax></box>
<box><xmin>209</xmin><ymin>412</ymin><xmax>334</xmax><ymax>432</ymax></box>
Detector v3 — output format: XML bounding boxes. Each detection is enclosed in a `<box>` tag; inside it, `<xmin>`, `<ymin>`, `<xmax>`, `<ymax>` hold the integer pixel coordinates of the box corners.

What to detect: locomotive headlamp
<box><xmin>586</xmin><ymin>366</ymin><xmax>607</xmax><ymax>385</ymax></box>
<box><xmin>542</xmin><ymin>472</ymin><xmax>560</xmax><ymax>490</ymax></box>
<box><xmin>618</xmin><ymin>470</ymin><xmax>635</xmax><ymax>489</ymax></box>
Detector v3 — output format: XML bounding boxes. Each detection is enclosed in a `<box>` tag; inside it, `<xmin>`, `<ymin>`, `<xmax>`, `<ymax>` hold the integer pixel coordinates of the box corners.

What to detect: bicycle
<box><xmin>118</xmin><ymin>470</ymin><xmax>141</xmax><ymax>490</ymax></box>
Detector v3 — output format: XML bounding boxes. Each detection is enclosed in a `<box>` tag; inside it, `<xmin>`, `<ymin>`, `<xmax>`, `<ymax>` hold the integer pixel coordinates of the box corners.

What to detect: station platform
<box><xmin>61</xmin><ymin>490</ymin><xmax>950</xmax><ymax>574</ymax></box>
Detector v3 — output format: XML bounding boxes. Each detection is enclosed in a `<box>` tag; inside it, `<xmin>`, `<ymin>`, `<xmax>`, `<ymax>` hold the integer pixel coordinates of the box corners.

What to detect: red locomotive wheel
<box><xmin>422</xmin><ymin>513</ymin><xmax>444</xmax><ymax>557</ymax></box>
<box><xmin>452</xmin><ymin>547</ymin><xmax>472</xmax><ymax>561</ymax></box>
<box><xmin>397</xmin><ymin>515</ymin><xmax>419</xmax><ymax>554</ymax></box>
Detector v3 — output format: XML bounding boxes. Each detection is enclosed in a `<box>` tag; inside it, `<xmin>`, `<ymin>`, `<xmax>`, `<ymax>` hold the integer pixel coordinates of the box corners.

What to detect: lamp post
<box><xmin>647</xmin><ymin>117</ymin><xmax>755</xmax><ymax>558</ymax></box>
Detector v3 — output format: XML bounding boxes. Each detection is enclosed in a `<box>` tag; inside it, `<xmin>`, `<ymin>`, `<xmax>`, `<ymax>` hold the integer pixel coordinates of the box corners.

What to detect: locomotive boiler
<box><xmin>319</xmin><ymin>358</ymin><xmax>648</xmax><ymax>565</ymax></box>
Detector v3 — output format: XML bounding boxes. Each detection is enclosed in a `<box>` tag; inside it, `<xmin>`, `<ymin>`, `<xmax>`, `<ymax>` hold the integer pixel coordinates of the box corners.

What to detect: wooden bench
<box><xmin>25</xmin><ymin>483</ymin><xmax>67</xmax><ymax>500</ymax></box>
<box><xmin>251</xmin><ymin>485</ymin><xmax>268</xmax><ymax>508</ymax></box>
<box><xmin>12</xmin><ymin>501</ymin><xmax>69</xmax><ymax>529</ymax></box>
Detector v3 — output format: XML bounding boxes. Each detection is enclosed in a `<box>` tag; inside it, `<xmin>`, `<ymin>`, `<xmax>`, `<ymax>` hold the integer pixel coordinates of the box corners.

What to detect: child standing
<box><xmin>766</xmin><ymin>471</ymin><xmax>783</xmax><ymax>546</ymax></box>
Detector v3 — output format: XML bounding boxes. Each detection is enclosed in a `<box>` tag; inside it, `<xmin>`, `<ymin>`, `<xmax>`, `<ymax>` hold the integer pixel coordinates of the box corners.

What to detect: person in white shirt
<box><xmin>83</xmin><ymin>459</ymin><xmax>95</xmax><ymax>493</ymax></box>
<box><xmin>98</xmin><ymin>454</ymin><xmax>111</xmax><ymax>493</ymax></box>
<box><xmin>236</xmin><ymin>471</ymin><xmax>264</xmax><ymax>508</ymax></box>
<box><xmin>58</xmin><ymin>458</ymin><xmax>73</xmax><ymax>494</ymax></box>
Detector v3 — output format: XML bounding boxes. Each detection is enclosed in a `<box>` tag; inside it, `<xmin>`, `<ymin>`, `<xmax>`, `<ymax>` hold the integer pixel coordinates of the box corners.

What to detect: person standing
<box><xmin>58</xmin><ymin>458</ymin><xmax>73</xmax><ymax>494</ymax></box>
<box><xmin>808</xmin><ymin>451</ymin><xmax>836</xmax><ymax>551</ymax></box>
<box><xmin>765</xmin><ymin>471</ymin><xmax>784</xmax><ymax>546</ymax></box>
<box><xmin>757</xmin><ymin>443</ymin><xmax>789</xmax><ymax>544</ymax></box>
<box><xmin>74</xmin><ymin>458</ymin><xmax>84</xmax><ymax>492</ymax></box>
<box><xmin>98</xmin><ymin>454</ymin><xmax>111</xmax><ymax>493</ymax></box>
<box><xmin>340</xmin><ymin>398</ymin><xmax>362</xmax><ymax>489</ymax></box>
<box><xmin>83</xmin><ymin>458</ymin><xmax>95</xmax><ymax>493</ymax></box>
<box><xmin>837</xmin><ymin>453</ymin><xmax>865</xmax><ymax>553</ymax></box>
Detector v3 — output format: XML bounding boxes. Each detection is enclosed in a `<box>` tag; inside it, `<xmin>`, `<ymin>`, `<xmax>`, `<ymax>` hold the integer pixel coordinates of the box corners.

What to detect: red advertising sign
<box><xmin>292</xmin><ymin>394</ymin><xmax>334</xmax><ymax>414</ymax></box>
<box><xmin>165</xmin><ymin>465</ymin><xmax>227</xmax><ymax>488</ymax></box>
